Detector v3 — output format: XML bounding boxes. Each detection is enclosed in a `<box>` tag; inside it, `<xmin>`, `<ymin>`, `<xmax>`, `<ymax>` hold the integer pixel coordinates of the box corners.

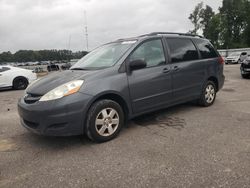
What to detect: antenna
<box><xmin>84</xmin><ymin>10</ymin><xmax>89</xmax><ymax>51</ymax></box>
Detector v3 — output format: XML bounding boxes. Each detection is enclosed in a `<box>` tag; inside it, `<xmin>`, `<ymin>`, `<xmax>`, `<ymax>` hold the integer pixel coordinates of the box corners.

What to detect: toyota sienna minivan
<box><xmin>18</xmin><ymin>32</ymin><xmax>225</xmax><ymax>142</ymax></box>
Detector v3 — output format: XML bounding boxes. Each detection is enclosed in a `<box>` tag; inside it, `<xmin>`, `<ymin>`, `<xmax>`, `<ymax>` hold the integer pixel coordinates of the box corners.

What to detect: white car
<box><xmin>0</xmin><ymin>65</ymin><xmax>37</xmax><ymax>90</ymax></box>
<box><xmin>225</xmin><ymin>52</ymin><xmax>248</xmax><ymax>64</ymax></box>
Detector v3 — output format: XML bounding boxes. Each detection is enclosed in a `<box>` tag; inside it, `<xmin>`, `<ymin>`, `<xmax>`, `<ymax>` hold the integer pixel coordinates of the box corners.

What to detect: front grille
<box><xmin>242</xmin><ymin>61</ymin><xmax>250</xmax><ymax>68</ymax></box>
<box><xmin>24</xmin><ymin>93</ymin><xmax>42</xmax><ymax>104</ymax></box>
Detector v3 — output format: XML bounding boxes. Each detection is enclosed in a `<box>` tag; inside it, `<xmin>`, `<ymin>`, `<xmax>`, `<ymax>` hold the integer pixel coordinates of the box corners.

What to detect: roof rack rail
<box><xmin>140</xmin><ymin>32</ymin><xmax>204</xmax><ymax>38</ymax></box>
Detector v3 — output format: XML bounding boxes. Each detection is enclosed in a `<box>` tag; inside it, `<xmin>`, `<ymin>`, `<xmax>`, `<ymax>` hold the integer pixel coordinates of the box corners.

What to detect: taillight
<box><xmin>219</xmin><ymin>56</ymin><xmax>224</xmax><ymax>65</ymax></box>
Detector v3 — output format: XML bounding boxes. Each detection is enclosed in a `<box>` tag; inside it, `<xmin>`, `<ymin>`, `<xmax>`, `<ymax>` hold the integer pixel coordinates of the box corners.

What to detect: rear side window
<box><xmin>194</xmin><ymin>39</ymin><xmax>218</xmax><ymax>59</ymax></box>
<box><xmin>166</xmin><ymin>38</ymin><xmax>199</xmax><ymax>63</ymax></box>
<box><xmin>129</xmin><ymin>39</ymin><xmax>166</xmax><ymax>68</ymax></box>
<box><xmin>0</xmin><ymin>67</ymin><xmax>10</xmax><ymax>72</ymax></box>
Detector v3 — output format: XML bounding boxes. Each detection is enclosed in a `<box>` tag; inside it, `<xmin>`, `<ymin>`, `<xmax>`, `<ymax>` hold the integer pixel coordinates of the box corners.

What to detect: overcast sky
<box><xmin>0</xmin><ymin>0</ymin><xmax>222</xmax><ymax>53</ymax></box>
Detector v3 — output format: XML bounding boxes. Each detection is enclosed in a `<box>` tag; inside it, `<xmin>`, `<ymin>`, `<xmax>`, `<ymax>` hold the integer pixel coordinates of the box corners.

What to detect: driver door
<box><xmin>127</xmin><ymin>39</ymin><xmax>172</xmax><ymax>114</ymax></box>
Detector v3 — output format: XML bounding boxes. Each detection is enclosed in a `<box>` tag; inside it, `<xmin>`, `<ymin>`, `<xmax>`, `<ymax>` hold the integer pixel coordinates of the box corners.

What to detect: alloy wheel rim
<box><xmin>205</xmin><ymin>84</ymin><xmax>215</xmax><ymax>104</ymax></box>
<box><xmin>18</xmin><ymin>80</ymin><xmax>26</xmax><ymax>89</ymax></box>
<box><xmin>95</xmin><ymin>108</ymin><xmax>119</xmax><ymax>137</ymax></box>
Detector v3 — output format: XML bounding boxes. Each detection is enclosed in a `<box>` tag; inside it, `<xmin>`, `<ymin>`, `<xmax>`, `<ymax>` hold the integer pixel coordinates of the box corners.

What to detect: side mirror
<box><xmin>129</xmin><ymin>59</ymin><xmax>147</xmax><ymax>71</ymax></box>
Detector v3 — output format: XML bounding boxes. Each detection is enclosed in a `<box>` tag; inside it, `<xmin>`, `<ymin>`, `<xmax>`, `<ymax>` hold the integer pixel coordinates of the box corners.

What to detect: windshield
<box><xmin>71</xmin><ymin>41</ymin><xmax>136</xmax><ymax>70</ymax></box>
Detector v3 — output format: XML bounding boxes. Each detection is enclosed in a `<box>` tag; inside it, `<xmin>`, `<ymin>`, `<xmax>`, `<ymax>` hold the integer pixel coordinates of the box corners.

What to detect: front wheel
<box><xmin>241</xmin><ymin>74</ymin><xmax>248</xmax><ymax>79</ymax></box>
<box><xmin>13</xmin><ymin>77</ymin><xmax>28</xmax><ymax>90</ymax></box>
<box><xmin>199</xmin><ymin>81</ymin><xmax>217</xmax><ymax>107</ymax></box>
<box><xmin>86</xmin><ymin>100</ymin><xmax>124</xmax><ymax>142</ymax></box>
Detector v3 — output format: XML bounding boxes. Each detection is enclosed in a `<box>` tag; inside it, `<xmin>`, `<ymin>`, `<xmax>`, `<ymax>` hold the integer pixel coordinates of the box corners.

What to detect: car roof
<box><xmin>114</xmin><ymin>32</ymin><xmax>205</xmax><ymax>42</ymax></box>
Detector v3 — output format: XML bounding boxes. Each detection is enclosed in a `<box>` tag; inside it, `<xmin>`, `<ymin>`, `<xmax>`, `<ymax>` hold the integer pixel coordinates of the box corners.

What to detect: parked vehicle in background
<box><xmin>241</xmin><ymin>55</ymin><xmax>250</xmax><ymax>79</ymax></box>
<box><xmin>225</xmin><ymin>52</ymin><xmax>248</xmax><ymax>64</ymax></box>
<box><xmin>18</xmin><ymin>32</ymin><xmax>225</xmax><ymax>142</ymax></box>
<box><xmin>40</xmin><ymin>61</ymin><xmax>50</xmax><ymax>65</ymax></box>
<box><xmin>61</xmin><ymin>62</ymin><xmax>71</xmax><ymax>70</ymax></box>
<box><xmin>47</xmin><ymin>64</ymin><xmax>60</xmax><ymax>72</ymax></box>
<box><xmin>0</xmin><ymin>66</ymin><xmax>37</xmax><ymax>90</ymax></box>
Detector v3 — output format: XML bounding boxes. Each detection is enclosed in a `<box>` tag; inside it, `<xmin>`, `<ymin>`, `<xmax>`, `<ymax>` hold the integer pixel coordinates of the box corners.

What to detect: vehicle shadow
<box><xmin>127</xmin><ymin>101</ymin><xmax>198</xmax><ymax>130</ymax></box>
<box><xmin>14</xmin><ymin>132</ymin><xmax>93</xmax><ymax>151</ymax></box>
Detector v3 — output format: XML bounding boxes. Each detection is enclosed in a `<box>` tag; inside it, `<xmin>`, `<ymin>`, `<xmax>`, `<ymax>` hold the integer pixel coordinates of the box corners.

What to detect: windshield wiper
<box><xmin>70</xmin><ymin>68</ymin><xmax>89</xmax><ymax>71</ymax></box>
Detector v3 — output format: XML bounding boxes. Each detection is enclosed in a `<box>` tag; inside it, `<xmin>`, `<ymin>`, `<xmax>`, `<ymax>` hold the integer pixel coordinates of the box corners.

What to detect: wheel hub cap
<box><xmin>205</xmin><ymin>84</ymin><xmax>215</xmax><ymax>104</ymax></box>
<box><xmin>95</xmin><ymin>108</ymin><xmax>119</xmax><ymax>137</ymax></box>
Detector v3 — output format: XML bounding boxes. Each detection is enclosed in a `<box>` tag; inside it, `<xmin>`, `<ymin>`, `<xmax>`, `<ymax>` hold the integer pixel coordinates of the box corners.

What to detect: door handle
<box><xmin>173</xmin><ymin>66</ymin><xmax>180</xmax><ymax>71</ymax></box>
<box><xmin>162</xmin><ymin>67</ymin><xmax>170</xmax><ymax>73</ymax></box>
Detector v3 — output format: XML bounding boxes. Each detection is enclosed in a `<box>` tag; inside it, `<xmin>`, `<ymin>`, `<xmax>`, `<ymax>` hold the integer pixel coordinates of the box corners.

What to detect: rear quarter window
<box><xmin>193</xmin><ymin>39</ymin><xmax>218</xmax><ymax>59</ymax></box>
<box><xmin>166</xmin><ymin>38</ymin><xmax>199</xmax><ymax>63</ymax></box>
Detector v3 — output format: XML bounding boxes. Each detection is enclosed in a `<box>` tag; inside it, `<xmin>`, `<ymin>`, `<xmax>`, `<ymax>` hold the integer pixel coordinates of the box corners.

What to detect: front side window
<box><xmin>166</xmin><ymin>38</ymin><xmax>199</xmax><ymax>63</ymax></box>
<box><xmin>194</xmin><ymin>39</ymin><xmax>218</xmax><ymax>59</ymax></box>
<box><xmin>0</xmin><ymin>67</ymin><xmax>10</xmax><ymax>72</ymax></box>
<box><xmin>129</xmin><ymin>39</ymin><xmax>166</xmax><ymax>68</ymax></box>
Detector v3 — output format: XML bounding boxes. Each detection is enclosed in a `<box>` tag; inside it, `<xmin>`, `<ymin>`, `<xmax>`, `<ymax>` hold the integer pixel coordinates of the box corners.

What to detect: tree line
<box><xmin>0</xmin><ymin>50</ymin><xmax>88</xmax><ymax>63</ymax></box>
<box><xmin>189</xmin><ymin>0</ymin><xmax>250</xmax><ymax>49</ymax></box>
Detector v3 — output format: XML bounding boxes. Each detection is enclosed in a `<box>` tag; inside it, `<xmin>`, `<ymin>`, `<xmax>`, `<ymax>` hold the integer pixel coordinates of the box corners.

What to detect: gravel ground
<box><xmin>0</xmin><ymin>64</ymin><xmax>250</xmax><ymax>188</ymax></box>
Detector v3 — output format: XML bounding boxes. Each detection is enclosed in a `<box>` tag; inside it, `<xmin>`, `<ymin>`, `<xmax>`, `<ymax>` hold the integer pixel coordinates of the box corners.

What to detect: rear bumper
<box><xmin>218</xmin><ymin>74</ymin><xmax>225</xmax><ymax>91</ymax></box>
<box><xmin>18</xmin><ymin>92</ymin><xmax>93</xmax><ymax>136</ymax></box>
<box><xmin>27</xmin><ymin>73</ymin><xmax>37</xmax><ymax>84</ymax></box>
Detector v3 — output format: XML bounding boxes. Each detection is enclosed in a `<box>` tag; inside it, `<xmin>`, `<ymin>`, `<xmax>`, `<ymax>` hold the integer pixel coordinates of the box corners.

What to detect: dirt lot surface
<box><xmin>0</xmin><ymin>65</ymin><xmax>250</xmax><ymax>188</ymax></box>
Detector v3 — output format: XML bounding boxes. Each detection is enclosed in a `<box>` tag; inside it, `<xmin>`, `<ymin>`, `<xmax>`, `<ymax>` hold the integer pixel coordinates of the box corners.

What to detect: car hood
<box><xmin>26</xmin><ymin>70</ymin><xmax>99</xmax><ymax>95</ymax></box>
<box><xmin>226</xmin><ymin>56</ymin><xmax>239</xmax><ymax>60</ymax></box>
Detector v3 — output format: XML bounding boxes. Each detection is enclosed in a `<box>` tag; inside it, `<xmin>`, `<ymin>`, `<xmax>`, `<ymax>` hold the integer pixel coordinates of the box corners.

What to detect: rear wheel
<box><xmin>86</xmin><ymin>100</ymin><xmax>124</xmax><ymax>142</ymax></box>
<box><xmin>13</xmin><ymin>77</ymin><xmax>28</xmax><ymax>90</ymax></box>
<box><xmin>199</xmin><ymin>81</ymin><xmax>216</xmax><ymax>107</ymax></box>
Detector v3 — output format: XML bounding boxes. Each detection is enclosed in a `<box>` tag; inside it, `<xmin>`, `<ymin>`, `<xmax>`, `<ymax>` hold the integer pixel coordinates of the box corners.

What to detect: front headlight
<box><xmin>39</xmin><ymin>80</ymin><xmax>84</xmax><ymax>102</ymax></box>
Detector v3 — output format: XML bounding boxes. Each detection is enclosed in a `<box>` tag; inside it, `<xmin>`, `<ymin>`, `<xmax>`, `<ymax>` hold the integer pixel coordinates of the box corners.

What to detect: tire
<box><xmin>241</xmin><ymin>74</ymin><xmax>248</xmax><ymax>79</ymax></box>
<box><xmin>13</xmin><ymin>77</ymin><xmax>28</xmax><ymax>90</ymax></box>
<box><xmin>198</xmin><ymin>81</ymin><xmax>217</xmax><ymax>107</ymax></box>
<box><xmin>86</xmin><ymin>100</ymin><xmax>124</xmax><ymax>143</ymax></box>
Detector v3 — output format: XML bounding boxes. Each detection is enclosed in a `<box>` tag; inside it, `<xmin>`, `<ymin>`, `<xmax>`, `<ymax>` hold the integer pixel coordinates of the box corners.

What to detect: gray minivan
<box><xmin>18</xmin><ymin>32</ymin><xmax>225</xmax><ymax>142</ymax></box>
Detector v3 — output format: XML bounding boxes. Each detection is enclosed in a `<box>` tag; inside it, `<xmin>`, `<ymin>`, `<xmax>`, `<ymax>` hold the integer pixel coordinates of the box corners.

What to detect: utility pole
<box><xmin>84</xmin><ymin>10</ymin><xmax>89</xmax><ymax>51</ymax></box>
<box><xmin>68</xmin><ymin>35</ymin><xmax>71</xmax><ymax>50</ymax></box>
<box><xmin>67</xmin><ymin>35</ymin><xmax>72</xmax><ymax>62</ymax></box>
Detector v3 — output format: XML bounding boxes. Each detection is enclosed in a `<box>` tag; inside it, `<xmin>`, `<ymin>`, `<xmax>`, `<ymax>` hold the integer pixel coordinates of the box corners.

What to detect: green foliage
<box><xmin>206</xmin><ymin>14</ymin><xmax>221</xmax><ymax>48</ymax></box>
<box><xmin>189</xmin><ymin>2</ymin><xmax>204</xmax><ymax>34</ymax></box>
<box><xmin>189</xmin><ymin>0</ymin><xmax>250</xmax><ymax>48</ymax></box>
<box><xmin>0</xmin><ymin>50</ymin><xmax>88</xmax><ymax>63</ymax></box>
<box><xmin>200</xmin><ymin>5</ymin><xmax>215</xmax><ymax>38</ymax></box>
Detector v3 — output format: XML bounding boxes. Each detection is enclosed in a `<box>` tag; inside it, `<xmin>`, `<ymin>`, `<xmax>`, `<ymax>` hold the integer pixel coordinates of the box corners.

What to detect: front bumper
<box><xmin>18</xmin><ymin>92</ymin><xmax>93</xmax><ymax>136</ymax></box>
<box><xmin>241</xmin><ymin>66</ymin><xmax>250</xmax><ymax>75</ymax></box>
<box><xmin>225</xmin><ymin>59</ymin><xmax>238</xmax><ymax>64</ymax></box>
